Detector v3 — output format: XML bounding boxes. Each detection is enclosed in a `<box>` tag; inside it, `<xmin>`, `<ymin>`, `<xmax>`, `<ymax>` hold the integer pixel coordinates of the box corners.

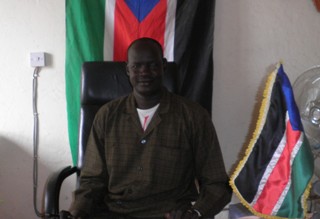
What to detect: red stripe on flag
<box><xmin>113</xmin><ymin>0</ymin><xmax>167</xmax><ymax>61</ymax></box>
<box><xmin>253</xmin><ymin>120</ymin><xmax>301</xmax><ymax>214</ymax></box>
<box><xmin>139</xmin><ymin>1</ymin><xmax>166</xmax><ymax>45</ymax></box>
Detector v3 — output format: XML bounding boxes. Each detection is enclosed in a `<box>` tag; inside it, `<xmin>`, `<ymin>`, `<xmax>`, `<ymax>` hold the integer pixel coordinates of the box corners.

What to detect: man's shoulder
<box><xmin>168</xmin><ymin>92</ymin><xmax>209</xmax><ymax>115</ymax></box>
<box><xmin>104</xmin><ymin>94</ymin><xmax>129</xmax><ymax>106</ymax></box>
<box><xmin>96</xmin><ymin>95</ymin><xmax>130</xmax><ymax>115</ymax></box>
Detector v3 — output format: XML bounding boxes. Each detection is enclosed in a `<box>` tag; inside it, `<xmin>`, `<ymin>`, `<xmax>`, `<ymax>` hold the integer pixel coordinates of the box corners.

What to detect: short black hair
<box><xmin>127</xmin><ymin>37</ymin><xmax>163</xmax><ymax>59</ymax></box>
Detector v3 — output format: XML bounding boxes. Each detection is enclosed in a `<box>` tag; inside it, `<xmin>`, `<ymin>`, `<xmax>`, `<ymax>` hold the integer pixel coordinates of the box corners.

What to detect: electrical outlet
<box><xmin>30</xmin><ymin>52</ymin><xmax>46</xmax><ymax>67</ymax></box>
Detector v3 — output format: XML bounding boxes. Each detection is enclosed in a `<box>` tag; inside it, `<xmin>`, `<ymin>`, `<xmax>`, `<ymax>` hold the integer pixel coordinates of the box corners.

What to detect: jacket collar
<box><xmin>123</xmin><ymin>87</ymin><xmax>172</xmax><ymax>135</ymax></box>
<box><xmin>125</xmin><ymin>87</ymin><xmax>171</xmax><ymax>115</ymax></box>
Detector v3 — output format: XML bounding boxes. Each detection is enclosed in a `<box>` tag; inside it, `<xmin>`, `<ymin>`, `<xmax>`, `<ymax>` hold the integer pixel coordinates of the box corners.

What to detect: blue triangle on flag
<box><xmin>125</xmin><ymin>0</ymin><xmax>160</xmax><ymax>22</ymax></box>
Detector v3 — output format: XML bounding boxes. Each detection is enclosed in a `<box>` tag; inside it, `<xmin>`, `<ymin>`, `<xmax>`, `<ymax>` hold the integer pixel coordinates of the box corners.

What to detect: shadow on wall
<box><xmin>0</xmin><ymin>136</ymin><xmax>75</xmax><ymax>218</ymax></box>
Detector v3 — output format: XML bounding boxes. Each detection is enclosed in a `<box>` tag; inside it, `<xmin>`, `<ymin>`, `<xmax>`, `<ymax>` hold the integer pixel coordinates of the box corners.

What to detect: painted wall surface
<box><xmin>0</xmin><ymin>1</ymin><xmax>73</xmax><ymax>218</ymax></box>
<box><xmin>0</xmin><ymin>0</ymin><xmax>319</xmax><ymax>218</ymax></box>
<box><xmin>214</xmin><ymin>0</ymin><xmax>320</xmax><ymax>173</ymax></box>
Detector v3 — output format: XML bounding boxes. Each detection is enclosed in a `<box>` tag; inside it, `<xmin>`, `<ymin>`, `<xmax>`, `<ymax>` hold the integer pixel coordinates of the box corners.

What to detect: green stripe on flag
<box><xmin>277</xmin><ymin>138</ymin><xmax>314</xmax><ymax>218</ymax></box>
<box><xmin>66</xmin><ymin>0</ymin><xmax>106</xmax><ymax>165</ymax></box>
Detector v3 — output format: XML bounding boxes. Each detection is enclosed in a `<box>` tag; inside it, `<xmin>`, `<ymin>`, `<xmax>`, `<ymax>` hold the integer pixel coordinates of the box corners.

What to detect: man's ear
<box><xmin>125</xmin><ymin>62</ymin><xmax>130</xmax><ymax>76</ymax></box>
<box><xmin>162</xmin><ymin>58</ymin><xmax>167</xmax><ymax>72</ymax></box>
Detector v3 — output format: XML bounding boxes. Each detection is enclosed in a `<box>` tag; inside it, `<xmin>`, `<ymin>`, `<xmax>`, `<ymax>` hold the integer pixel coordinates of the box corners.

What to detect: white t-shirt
<box><xmin>136</xmin><ymin>104</ymin><xmax>160</xmax><ymax>131</ymax></box>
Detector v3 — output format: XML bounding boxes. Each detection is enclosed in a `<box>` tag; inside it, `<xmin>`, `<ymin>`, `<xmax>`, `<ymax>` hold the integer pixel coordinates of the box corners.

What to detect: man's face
<box><xmin>126</xmin><ymin>42</ymin><xmax>166</xmax><ymax>98</ymax></box>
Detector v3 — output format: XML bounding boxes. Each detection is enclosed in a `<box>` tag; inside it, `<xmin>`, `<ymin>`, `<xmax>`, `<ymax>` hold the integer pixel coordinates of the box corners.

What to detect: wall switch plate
<box><xmin>30</xmin><ymin>52</ymin><xmax>46</xmax><ymax>67</ymax></box>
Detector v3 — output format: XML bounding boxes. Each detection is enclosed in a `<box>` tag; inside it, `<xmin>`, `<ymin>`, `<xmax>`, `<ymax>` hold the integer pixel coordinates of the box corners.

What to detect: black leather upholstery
<box><xmin>44</xmin><ymin>61</ymin><xmax>178</xmax><ymax>218</ymax></box>
<box><xmin>78</xmin><ymin>61</ymin><xmax>178</xmax><ymax>168</ymax></box>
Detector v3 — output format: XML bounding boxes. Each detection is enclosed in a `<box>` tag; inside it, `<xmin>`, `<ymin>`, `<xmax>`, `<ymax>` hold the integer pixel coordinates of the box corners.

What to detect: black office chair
<box><xmin>43</xmin><ymin>61</ymin><xmax>179</xmax><ymax>219</ymax></box>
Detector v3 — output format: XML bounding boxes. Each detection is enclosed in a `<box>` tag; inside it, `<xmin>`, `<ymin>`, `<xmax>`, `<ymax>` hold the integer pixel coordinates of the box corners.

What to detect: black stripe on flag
<box><xmin>174</xmin><ymin>0</ymin><xmax>215</xmax><ymax>114</ymax></box>
<box><xmin>234</xmin><ymin>76</ymin><xmax>287</xmax><ymax>202</ymax></box>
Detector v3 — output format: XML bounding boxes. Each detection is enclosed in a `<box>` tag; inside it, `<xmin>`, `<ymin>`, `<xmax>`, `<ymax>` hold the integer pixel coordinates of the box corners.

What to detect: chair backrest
<box><xmin>77</xmin><ymin>61</ymin><xmax>178</xmax><ymax>168</ymax></box>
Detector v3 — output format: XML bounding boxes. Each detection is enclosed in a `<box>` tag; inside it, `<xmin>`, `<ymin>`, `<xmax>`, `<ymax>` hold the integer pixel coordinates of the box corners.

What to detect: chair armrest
<box><xmin>44</xmin><ymin>166</ymin><xmax>78</xmax><ymax>218</ymax></box>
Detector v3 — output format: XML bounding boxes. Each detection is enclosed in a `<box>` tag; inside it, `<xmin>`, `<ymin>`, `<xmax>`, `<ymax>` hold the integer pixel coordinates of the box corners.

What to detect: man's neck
<box><xmin>134</xmin><ymin>91</ymin><xmax>162</xmax><ymax>109</ymax></box>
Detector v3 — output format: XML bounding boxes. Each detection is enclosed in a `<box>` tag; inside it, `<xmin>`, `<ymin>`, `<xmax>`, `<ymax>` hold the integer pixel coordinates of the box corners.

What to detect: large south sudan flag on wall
<box><xmin>66</xmin><ymin>0</ymin><xmax>215</xmax><ymax>164</ymax></box>
<box><xmin>230</xmin><ymin>63</ymin><xmax>314</xmax><ymax>218</ymax></box>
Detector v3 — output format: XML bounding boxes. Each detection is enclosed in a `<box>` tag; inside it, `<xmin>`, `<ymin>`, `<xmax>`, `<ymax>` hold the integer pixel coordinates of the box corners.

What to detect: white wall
<box><xmin>0</xmin><ymin>1</ymin><xmax>319</xmax><ymax>218</ymax></box>
<box><xmin>0</xmin><ymin>1</ymin><xmax>72</xmax><ymax>218</ymax></box>
<box><xmin>214</xmin><ymin>1</ymin><xmax>320</xmax><ymax>172</ymax></box>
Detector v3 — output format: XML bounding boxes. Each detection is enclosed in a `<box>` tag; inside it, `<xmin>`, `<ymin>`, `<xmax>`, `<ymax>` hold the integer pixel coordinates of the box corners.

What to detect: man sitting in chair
<box><xmin>69</xmin><ymin>37</ymin><xmax>232</xmax><ymax>219</ymax></box>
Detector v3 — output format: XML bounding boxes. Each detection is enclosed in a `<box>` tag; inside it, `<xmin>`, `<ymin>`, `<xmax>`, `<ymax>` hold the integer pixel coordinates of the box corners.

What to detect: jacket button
<box><xmin>141</xmin><ymin>139</ymin><xmax>147</xmax><ymax>144</ymax></box>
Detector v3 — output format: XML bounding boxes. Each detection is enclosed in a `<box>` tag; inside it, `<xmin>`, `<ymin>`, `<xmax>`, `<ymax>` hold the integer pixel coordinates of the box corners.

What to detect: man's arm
<box><xmin>69</xmin><ymin>112</ymin><xmax>108</xmax><ymax>217</ymax></box>
<box><xmin>191</xmin><ymin>110</ymin><xmax>232</xmax><ymax>217</ymax></box>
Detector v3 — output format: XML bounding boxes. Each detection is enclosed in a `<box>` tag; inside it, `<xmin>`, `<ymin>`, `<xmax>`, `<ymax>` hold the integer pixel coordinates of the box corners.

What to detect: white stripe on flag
<box><xmin>251</xmin><ymin>113</ymin><xmax>289</xmax><ymax>206</ymax></box>
<box><xmin>271</xmin><ymin>130</ymin><xmax>303</xmax><ymax>215</ymax></box>
<box><xmin>164</xmin><ymin>0</ymin><xmax>176</xmax><ymax>61</ymax></box>
<box><xmin>104</xmin><ymin>0</ymin><xmax>116</xmax><ymax>61</ymax></box>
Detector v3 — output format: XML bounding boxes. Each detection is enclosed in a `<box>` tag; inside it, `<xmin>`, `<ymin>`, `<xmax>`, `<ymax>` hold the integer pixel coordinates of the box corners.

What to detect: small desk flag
<box><xmin>230</xmin><ymin>63</ymin><xmax>314</xmax><ymax>219</ymax></box>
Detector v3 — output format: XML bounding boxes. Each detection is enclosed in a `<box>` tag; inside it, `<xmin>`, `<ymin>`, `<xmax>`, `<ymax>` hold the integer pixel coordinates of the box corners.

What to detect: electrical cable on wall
<box><xmin>32</xmin><ymin>66</ymin><xmax>45</xmax><ymax>218</ymax></box>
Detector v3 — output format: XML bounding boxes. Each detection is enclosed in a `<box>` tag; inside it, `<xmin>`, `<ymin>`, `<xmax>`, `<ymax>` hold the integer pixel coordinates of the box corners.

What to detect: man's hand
<box><xmin>164</xmin><ymin>209</ymin><xmax>200</xmax><ymax>219</ymax></box>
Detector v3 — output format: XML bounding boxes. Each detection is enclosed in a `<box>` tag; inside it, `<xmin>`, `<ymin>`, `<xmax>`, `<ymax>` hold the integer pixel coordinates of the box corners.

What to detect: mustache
<box><xmin>136</xmin><ymin>76</ymin><xmax>154</xmax><ymax>82</ymax></box>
